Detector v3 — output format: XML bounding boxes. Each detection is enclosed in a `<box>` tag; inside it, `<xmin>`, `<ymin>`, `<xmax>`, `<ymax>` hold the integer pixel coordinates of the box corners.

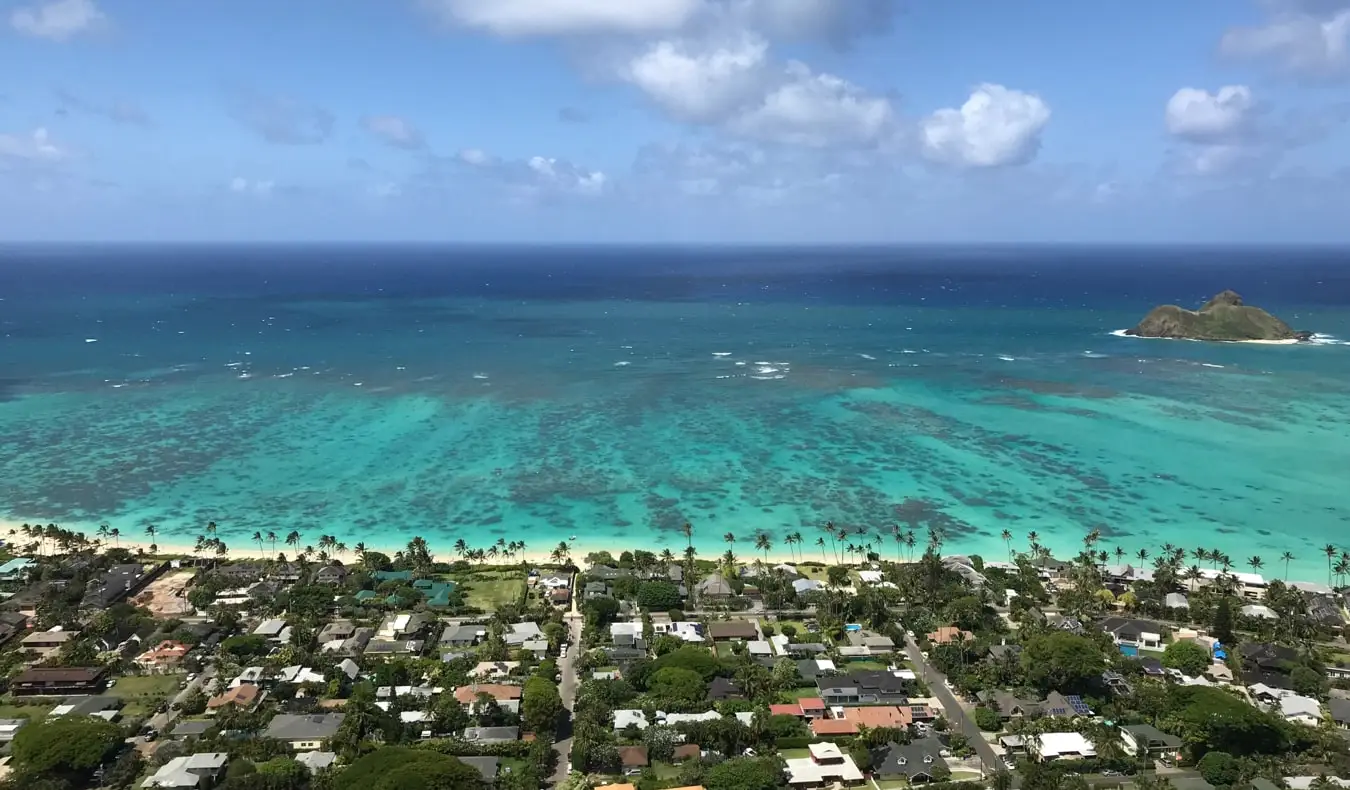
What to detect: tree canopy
<box><xmin>334</xmin><ymin>747</ymin><xmax>483</xmax><ymax>790</ymax></box>
<box><xmin>10</xmin><ymin>716</ymin><xmax>124</xmax><ymax>785</ymax></box>
<box><xmin>704</xmin><ymin>756</ymin><xmax>785</xmax><ymax>790</ymax></box>
<box><xmin>1161</xmin><ymin>640</ymin><xmax>1210</xmax><ymax>677</ymax></box>
<box><xmin>521</xmin><ymin>676</ymin><xmax>564</xmax><ymax>735</ymax></box>
<box><xmin>1020</xmin><ymin>631</ymin><xmax>1104</xmax><ymax>693</ymax></box>
<box><xmin>636</xmin><ymin>580</ymin><xmax>683</xmax><ymax>611</ymax></box>
<box><xmin>1160</xmin><ymin>685</ymin><xmax>1289</xmax><ymax>759</ymax></box>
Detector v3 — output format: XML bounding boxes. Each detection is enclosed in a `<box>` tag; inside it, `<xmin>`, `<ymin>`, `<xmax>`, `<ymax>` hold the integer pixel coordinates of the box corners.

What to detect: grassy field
<box><xmin>778</xmin><ymin>748</ymin><xmax>812</xmax><ymax>760</ymax></box>
<box><xmin>842</xmin><ymin>659</ymin><xmax>890</xmax><ymax>671</ymax></box>
<box><xmin>108</xmin><ymin>674</ymin><xmax>181</xmax><ymax>715</ymax></box>
<box><xmin>448</xmin><ymin>571</ymin><xmax>526</xmax><ymax>610</ymax></box>
<box><xmin>0</xmin><ymin>700</ymin><xmax>56</xmax><ymax>720</ymax></box>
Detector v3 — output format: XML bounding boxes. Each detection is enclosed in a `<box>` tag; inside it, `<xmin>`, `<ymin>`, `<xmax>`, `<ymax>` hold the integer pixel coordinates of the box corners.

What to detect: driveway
<box><xmin>146</xmin><ymin>666</ymin><xmax>216</xmax><ymax>734</ymax></box>
<box><xmin>904</xmin><ymin>638</ymin><xmax>1001</xmax><ymax>774</ymax></box>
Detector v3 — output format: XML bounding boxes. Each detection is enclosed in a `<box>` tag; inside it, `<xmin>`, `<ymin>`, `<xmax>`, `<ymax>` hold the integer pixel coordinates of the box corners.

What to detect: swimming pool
<box><xmin>1119</xmin><ymin>644</ymin><xmax>1139</xmax><ymax>657</ymax></box>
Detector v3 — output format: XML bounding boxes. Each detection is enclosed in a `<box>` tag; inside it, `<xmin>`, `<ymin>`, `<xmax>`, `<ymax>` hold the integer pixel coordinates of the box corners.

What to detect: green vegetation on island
<box><xmin>1124</xmin><ymin>290</ymin><xmax>1311</xmax><ymax>341</ymax></box>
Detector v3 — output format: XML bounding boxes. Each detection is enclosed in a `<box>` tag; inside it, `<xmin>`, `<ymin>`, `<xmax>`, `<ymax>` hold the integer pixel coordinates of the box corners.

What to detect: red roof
<box><xmin>769</xmin><ymin>704</ymin><xmax>803</xmax><ymax>717</ymax></box>
<box><xmin>811</xmin><ymin>718</ymin><xmax>857</xmax><ymax>736</ymax></box>
<box><xmin>798</xmin><ymin>697</ymin><xmax>826</xmax><ymax>710</ymax></box>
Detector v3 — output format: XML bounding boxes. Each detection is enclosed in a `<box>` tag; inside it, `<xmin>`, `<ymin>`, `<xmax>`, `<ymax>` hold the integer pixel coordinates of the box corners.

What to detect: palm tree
<box><xmin>754</xmin><ymin>533</ymin><xmax>772</xmax><ymax>562</ymax></box>
<box><xmin>723</xmin><ymin>532</ymin><xmax>736</xmax><ymax>556</ymax></box>
<box><xmin>1281</xmin><ymin>550</ymin><xmax>1295</xmax><ymax>579</ymax></box>
<box><xmin>681</xmin><ymin>521</ymin><xmax>693</xmax><ymax>551</ymax></box>
<box><xmin>145</xmin><ymin>524</ymin><xmax>158</xmax><ymax>549</ymax></box>
<box><xmin>286</xmin><ymin>531</ymin><xmax>301</xmax><ymax>552</ymax></box>
<box><xmin>453</xmin><ymin>539</ymin><xmax>467</xmax><ymax>558</ymax></box>
<box><xmin>1114</xmin><ymin>546</ymin><xmax>1126</xmax><ymax>563</ymax></box>
<box><xmin>354</xmin><ymin>542</ymin><xmax>367</xmax><ymax>565</ymax></box>
<box><xmin>791</xmin><ymin>531</ymin><xmax>804</xmax><ymax>562</ymax></box>
<box><xmin>815</xmin><ymin>536</ymin><xmax>827</xmax><ymax>563</ymax></box>
<box><xmin>1192</xmin><ymin>547</ymin><xmax>1208</xmax><ymax>567</ymax></box>
<box><xmin>1000</xmin><ymin>529</ymin><xmax>1013</xmax><ymax>562</ymax></box>
<box><xmin>109</xmin><ymin>528</ymin><xmax>120</xmax><ymax>547</ymax></box>
<box><xmin>1136</xmin><ymin>548</ymin><xmax>1148</xmax><ymax>564</ymax></box>
<box><xmin>1248</xmin><ymin>555</ymin><xmax>1264</xmax><ymax>573</ymax></box>
<box><xmin>264</xmin><ymin>530</ymin><xmax>277</xmax><ymax>558</ymax></box>
<box><xmin>98</xmin><ymin>524</ymin><xmax>110</xmax><ymax>544</ymax></box>
<box><xmin>1325</xmin><ymin>544</ymin><xmax>1338</xmax><ymax>585</ymax></box>
<box><xmin>206</xmin><ymin>521</ymin><xmax>218</xmax><ymax>537</ymax></box>
<box><xmin>824</xmin><ymin>522</ymin><xmax>839</xmax><ymax>564</ymax></box>
<box><xmin>335</xmin><ymin>542</ymin><xmax>348</xmax><ymax>559</ymax></box>
<box><xmin>904</xmin><ymin>531</ymin><xmax>916</xmax><ymax>562</ymax></box>
<box><xmin>251</xmin><ymin>531</ymin><xmax>264</xmax><ymax>554</ymax></box>
<box><xmin>1334</xmin><ymin>556</ymin><xmax>1350</xmax><ymax>589</ymax></box>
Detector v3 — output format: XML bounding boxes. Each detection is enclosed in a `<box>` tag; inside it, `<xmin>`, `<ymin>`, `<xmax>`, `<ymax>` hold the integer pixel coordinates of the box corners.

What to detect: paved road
<box><xmin>904</xmin><ymin>637</ymin><xmax>1000</xmax><ymax>774</ymax></box>
<box><xmin>550</xmin><ymin>573</ymin><xmax>584</xmax><ymax>785</ymax></box>
<box><xmin>146</xmin><ymin>667</ymin><xmax>217</xmax><ymax>734</ymax></box>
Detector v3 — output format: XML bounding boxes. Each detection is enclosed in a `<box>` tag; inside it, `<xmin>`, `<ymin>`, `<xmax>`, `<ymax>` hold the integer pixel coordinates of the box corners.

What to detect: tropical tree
<box><xmin>815</xmin><ymin>536</ymin><xmax>827</xmax><ymax>563</ymax></box>
<box><xmin>1248</xmin><ymin>556</ymin><xmax>1264</xmax><ymax>574</ymax></box>
<box><xmin>251</xmin><ymin>531</ymin><xmax>264</xmax><ymax>554</ymax></box>
<box><xmin>1281</xmin><ymin>550</ymin><xmax>1295</xmax><ymax>579</ymax></box>
<box><xmin>286</xmin><ymin>530</ymin><xmax>301</xmax><ymax>552</ymax></box>
<box><xmin>754</xmin><ymin>533</ymin><xmax>772</xmax><ymax>562</ymax></box>
<box><xmin>1001</xmin><ymin>529</ymin><xmax>1014</xmax><ymax>562</ymax></box>
<box><xmin>680</xmin><ymin>521</ymin><xmax>693</xmax><ymax>551</ymax></box>
<box><xmin>1326</xmin><ymin>544</ymin><xmax>1339</xmax><ymax>586</ymax></box>
<box><xmin>108</xmin><ymin>528</ymin><xmax>119</xmax><ymax>547</ymax></box>
<box><xmin>723</xmin><ymin>532</ymin><xmax>737</xmax><ymax>554</ymax></box>
<box><xmin>266</xmin><ymin>530</ymin><xmax>279</xmax><ymax>558</ymax></box>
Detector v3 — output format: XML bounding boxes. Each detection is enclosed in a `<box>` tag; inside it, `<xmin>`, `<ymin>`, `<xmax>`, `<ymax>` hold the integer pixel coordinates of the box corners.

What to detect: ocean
<box><xmin>2</xmin><ymin>245</ymin><xmax>1348</xmax><ymax>580</ymax></box>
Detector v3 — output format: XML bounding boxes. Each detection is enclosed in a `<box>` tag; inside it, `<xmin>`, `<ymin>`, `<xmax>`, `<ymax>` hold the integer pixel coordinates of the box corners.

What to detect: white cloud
<box><xmin>458</xmin><ymin>148</ymin><xmax>493</xmax><ymax>166</ymax></box>
<box><xmin>1221</xmin><ymin>6</ymin><xmax>1350</xmax><ymax>78</ymax></box>
<box><xmin>1165</xmin><ymin>86</ymin><xmax>1257</xmax><ymax>141</ymax></box>
<box><xmin>361</xmin><ymin>115</ymin><xmax>425</xmax><ymax>149</ymax></box>
<box><xmin>421</xmin><ymin>0</ymin><xmax>702</xmax><ymax>36</ymax></box>
<box><xmin>527</xmin><ymin>156</ymin><xmax>608</xmax><ymax>195</ymax></box>
<box><xmin>0</xmin><ymin>128</ymin><xmax>69</xmax><ymax>161</ymax></box>
<box><xmin>621</xmin><ymin>33</ymin><xmax>771</xmax><ymax>123</ymax></box>
<box><xmin>9</xmin><ymin>0</ymin><xmax>103</xmax><ymax>41</ymax></box>
<box><xmin>920</xmin><ymin>84</ymin><xmax>1051</xmax><ymax>168</ymax></box>
<box><xmin>728</xmin><ymin>62</ymin><xmax>894</xmax><ymax>147</ymax></box>
<box><xmin>228</xmin><ymin>177</ymin><xmax>274</xmax><ymax>197</ymax></box>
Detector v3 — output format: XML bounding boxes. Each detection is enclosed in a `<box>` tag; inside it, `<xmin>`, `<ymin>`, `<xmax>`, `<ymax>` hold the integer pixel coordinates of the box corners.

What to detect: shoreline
<box><xmin>1108</xmin><ymin>329</ymin><xmax>1306</xmax><ymax>345</ymax></box>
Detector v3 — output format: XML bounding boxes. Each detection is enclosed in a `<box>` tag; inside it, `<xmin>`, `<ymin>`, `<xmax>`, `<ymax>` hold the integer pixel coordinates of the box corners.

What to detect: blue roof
<box><xmin>0</xmin><ymin>558</ymin><xmax>34</xmax><ymax>574</ymax></box>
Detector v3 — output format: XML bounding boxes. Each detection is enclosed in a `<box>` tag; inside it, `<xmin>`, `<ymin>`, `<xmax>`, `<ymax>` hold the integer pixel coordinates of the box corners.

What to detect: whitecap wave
<box><xmin>998</xmin><ymin>355</ymin><xmax>1016</xmax><ymax>362</ymax></box>
<box><xmin>85</xmin><ymin>338</ymin><xmax>98</xmax><ymax>343</ymax></box>
<box><xmin>614</xmin><ymin>361</ymin><xmax>631</xmax><ymax>367</ymax></box>
<box><xmin>859</xmin><ymin>353</ymin><xmax>876</xmax><ymax>360</ymax></box>
<box><xmin>712</xmin><ymin>352</ymin><xmax>732</xmax><ymax>357</ymax></box>
<box><xmin>472</xmin><ymin>373</ymin><xmax>489</xmax><ymax>380</ymax></box>
<box><xmin>1201</xmin><ymin>363</ymin><xmax>1224</xmax><ymax>369</ymax></box>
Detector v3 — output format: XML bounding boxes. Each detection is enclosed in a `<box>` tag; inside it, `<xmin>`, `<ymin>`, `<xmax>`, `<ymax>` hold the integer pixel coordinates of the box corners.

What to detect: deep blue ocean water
<box><xmin>2</xmin><ymin>245</ymin><xmax>1349</xmax><ymax>577</ymax></box>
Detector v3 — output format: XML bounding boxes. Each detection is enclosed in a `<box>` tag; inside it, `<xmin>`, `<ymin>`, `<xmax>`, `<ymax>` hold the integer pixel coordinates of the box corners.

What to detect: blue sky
<box><xmin>2</xmin><ymin>0</ymin><xmax>1349</xmax><ymax>243</ymax></box>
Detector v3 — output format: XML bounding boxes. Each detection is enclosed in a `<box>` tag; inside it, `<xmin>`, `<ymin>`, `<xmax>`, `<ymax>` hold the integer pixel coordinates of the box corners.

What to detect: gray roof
<box><xmin>170</xmin><ymin>720</ymin><xmax>213</xmax><ymax>738</ymax></box>
<box><xmin>1329</xmin><ymin>697</ymin><xmax>1350</xmax><ymax>723</ymax></box>
<box><xmin>456</xmin><ymin>756</ymin><xmax>500</xmax><ymax>781</ymax></box>
<box><xmin>697</xmin><ymin>573</ymin><xmax>733</xmax><ymax>595</ymax></box>
<box><xmin>263</xmin><ymin>713</ymin><xmax>345</xmax><ymax>741</ymax></box>
<box><xmin>876</xmin><ymin>736</ymin><xmax>949</xmax><ymax>779</ymax></box>
<box><xmin>295</xmin><ymin>751</ymin><xmax>337</xmax><ymax>772</ymax></box>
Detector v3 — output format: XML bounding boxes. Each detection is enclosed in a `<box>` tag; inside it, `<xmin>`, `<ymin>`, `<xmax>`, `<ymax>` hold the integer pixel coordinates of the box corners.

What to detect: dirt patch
<box><xmin>132</xmin><ymin>570</ymin><xmax>197</xmax><ymax>617</ymax></box>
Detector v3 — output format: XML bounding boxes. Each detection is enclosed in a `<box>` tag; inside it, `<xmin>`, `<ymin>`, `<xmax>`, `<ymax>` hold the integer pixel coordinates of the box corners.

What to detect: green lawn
<box><xmin>652</xmin><ymin>761</ymin><xmax>683</xmax><ymax>780</ymax></box>
<box><xmin>778</xmin><ymin>748</ymin><xmax>811</xmax><ymax>760</ymax></box>
<box><xmin>448</xmin><ymin>572</ymin><xmax>526</xmax><ymax>610</ymax></box>
<box><xmin>780</xmin><ymin>687</ymin><xmax>821</xmax><ymax>702</ymax></box>
<box><xmin>0</xmin><ymin>700</ymin><xmax>56</xmax><ymax>720</ymax></box>
<box><xmin>108</xmin><ymin>674</ymin><xmax>181</xmax><ymax>715</ymax></box>
<box><xmin>843</xmin><ymin>659</ymin><xmax>890</xmax><ymax>671</ymax></box>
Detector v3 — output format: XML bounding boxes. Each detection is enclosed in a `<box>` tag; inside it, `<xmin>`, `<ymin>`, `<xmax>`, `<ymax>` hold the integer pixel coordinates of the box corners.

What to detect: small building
<box><xmin>170</xmin><ymin>721</ymin><xmax>214</xmax><ymax>740</ymax></box>
<box><xmin>440</xmin><ymin>624</ymin><xmax>486</xmax><ymax>648</ymax></box>
<box><xmin>503</xmin><ymin>621</ymin><xmax>543</xmax><ymax>647</ymax></box>
<box><xmin>697</xmin><ymin>573</ymin><xmax>733</xmax><ymax>600</ymax></box>
<box><xmin>49</xmin><ymin>695</ymin><xmax>123</xmax><ymax>720</ymax></box>
<box><xmin>1099</xmin><ymin>617</ymin><xmax>1163</xmax><ymax>650</ymax></box>
<box><xmin>312</xmin><ymin>564</ymin><xmax>348</xmax><ymax>585</ymax></box>
<box><xmin>208</xmin><ymin>684</ymin><xmax>263</xmax><ymax>712</ymax></box>
<box><xmin>10</xmin><ymin>666</ymin><xmax>109</xmax><ymax>696</ymax></box>
<box><xmin>137</xmin><ymin>640</ymin><xmax>191</xmax><ymax>670</ymax></box>
<box><xmin>294</xmin><ymin>752</ymin><xmax>337</xmax><ymax>773</ymax></box>
<box><xmin>20</xmin><ymin>627</ymin><xmax>79</xmax><ymax>659</ymax></box>
<box><xmin>0</xmin><ymin>557</ymin><xmax>35</xmax><ymax>583</ymax></box>
<box><xmin>141</xmin><ymin>753</ymin><xmax>229</xmax><ymax>788</ymax></box>
<box><xmin>708</xmin><ymin>621</ymin><xmax>758</xmax><ymax>641</ymax></box>
<box><xmin>1241</xmin><ymin>604</ymin><xmax>1279</xmax><ymax>620</ymax></box>
<box><xmin>926</xmin><ymin>626</ymin><xmax>973</xmax><ymax>645</ymax></box>
<box><xmin>785</xmin><ymin>742</ymin><xmax>864</xmax><ymax>787</ymax></box>
<box><xmin>1164</xmin><ymin>592</ymin><xmax>1189</xmax><ymax>609</ymax></box>
<box><xmin>0</xmin><ymin>719</ymin><xmax>27</xmax><ymax>744</ymax></box>
<box><xmin>456</xmin><ymin>756</ymin><xmax>500</xmax><ymax>782</ymax></box>
<box><xmin>1278</xmin><ymin>694</ymin><xmax>1323</xmax><ymax>726</ymax></box>
<box><xmin>619</xmin><ymin>745</ymin><xmax>649</xmax><ymax>770</ymax></box>
<box><xmin>462</xmin><ymin>726</ymin><xmax>520</xmax><ymax>744</ymax></box>
<box><xmin>1328</xmin><ymin>698</ymin><xmax>1350</xmax><ymax>730</ymax></box>
<box><xmin>873</xmin><ymin>736</ymin><xmax>949</xmax><ymax>784</ymax></box>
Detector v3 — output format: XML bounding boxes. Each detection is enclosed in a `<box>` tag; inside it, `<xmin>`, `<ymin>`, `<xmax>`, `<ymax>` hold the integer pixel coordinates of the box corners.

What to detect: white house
<box><xmin>142</xmin><ymin>753</ymin><xmax>229</xmax><ymax>788</ymax></box>
<box><xmin>784</xmin><ymin>742</ymin><xmax>864</xmax><ymax>787</ymax></box>
<box><xmin>1279</xmin><ymin>695</ymin><xmax>1323</xmax><ymax>726</ymax></box>
<box><xmin>1035</xmin><ymin>732</ymin><xmax>1097</xmax><ymax>761</ymax></box>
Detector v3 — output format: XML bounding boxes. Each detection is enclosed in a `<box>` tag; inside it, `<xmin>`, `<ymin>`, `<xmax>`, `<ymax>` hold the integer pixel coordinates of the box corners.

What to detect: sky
<box><xmin>1</xmin><ymin>0</ymin><xmax>1349</xmax><ymax>243</ymax></box>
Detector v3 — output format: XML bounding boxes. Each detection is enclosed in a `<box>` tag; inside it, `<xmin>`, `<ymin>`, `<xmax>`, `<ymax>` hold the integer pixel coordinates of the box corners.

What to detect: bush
<box><xmin>335</xmin><ymin>747</ymin><xmax>481</xmax><ymax>790</ymax></box>
<box><xmin>1162</xmin><ymin>640</ymin><xmax>1210</xmax><ymax>677</ymax></box>
<box><xmin>973</xmin><ymin>706</ymin><xmax>1002</xmax><ymax>732</ymax></box>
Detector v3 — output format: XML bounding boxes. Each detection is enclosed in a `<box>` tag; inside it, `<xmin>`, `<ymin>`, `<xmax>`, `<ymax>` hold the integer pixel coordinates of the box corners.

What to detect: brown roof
<box><xmin>672</xmin><ymin>744</ymin><xmax>701</xmax><ymax>761</ymax></box>
<box><xmin>811</xmin><ymin>718</ymin><xmax>857</xmax><ymax>736</ymax></box>
<box><xmin>13</xmin><ymin>667</ymin><xmax>106</xmax><ymax>683</ymax></box>
<box><xmin>843</xmin><ymin>706</ymin><xmax>908</xmax><ymax>728</ymax></box>
<box><xmin>707</xmin><ymin>621</ymin><xmax>757</xmax><ymax>640</ymax></box>
<box><xmin>619</xmin><ymin>745</ymin><xmax>649</xmax><ymax>767</ymax></box>
<box><xmin>770</xmin><ymin>703</ymin><xmax>803</xmax><ymax>717</ymax></box>
<box><xmin>798</xmin><ymin>697</ymin><xmax>826</xmax><ymax>710</ymax></box>
<box><xmin>927</xmin><ymin>626</ymin><xmax>974</xmax><ymax>645</ymax></box>
<box><xmin>209</xmin><ymin>684</ymin><xmax>261</xmax><ymax>708</ymax></box>
<box><xmin>454</xmin><ymin>684</ymin><xmax>524</xmax><ymax>704</ymax></box>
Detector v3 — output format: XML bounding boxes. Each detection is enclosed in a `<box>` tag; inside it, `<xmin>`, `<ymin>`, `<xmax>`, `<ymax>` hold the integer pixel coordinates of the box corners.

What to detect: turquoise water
<box><xmin>1</xmin><ymin>246</ymin><xmax>1349</xmax><ymax>579</ymax></box>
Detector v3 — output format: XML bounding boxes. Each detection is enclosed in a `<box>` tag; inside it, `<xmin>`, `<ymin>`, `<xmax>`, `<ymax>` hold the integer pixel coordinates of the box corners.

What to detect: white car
<box><xmin>185</xmin><ymin>673</ymin><xmax>197</xmax><ymax>682</ymax></box>
<box><xmin>560</xmin><ymin>646</ymin><xmax>568</xmax><ymax>658</ymax></box>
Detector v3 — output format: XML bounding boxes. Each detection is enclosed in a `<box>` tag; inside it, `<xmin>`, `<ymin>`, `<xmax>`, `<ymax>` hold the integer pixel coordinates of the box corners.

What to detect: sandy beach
<box><xmin>0</xmin><ymin>517</ymin><xmax>822</xmax><ymax>568</ymax></box>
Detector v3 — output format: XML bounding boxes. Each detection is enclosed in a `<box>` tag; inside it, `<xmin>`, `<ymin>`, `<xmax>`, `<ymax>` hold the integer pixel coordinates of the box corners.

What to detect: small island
<box><xmin>1123</xmin><ymin>290</ymin><xmax>1313</xmax><ymax>343</ymax></box>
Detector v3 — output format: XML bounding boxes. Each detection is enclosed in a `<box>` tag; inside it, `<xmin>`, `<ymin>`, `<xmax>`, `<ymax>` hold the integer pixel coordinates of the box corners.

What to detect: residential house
<box><xmin>439</xmin><ymin>624</ymin><xmax>485</xmax><ymax>649</ymax></box>
<box><xmin>1241</xmin><ymin>604</ymin><xmax>1279</xmax><ymax>620</ymax></box>
<box><xmin>785</xmin><ymin>642</ymin><xmax>828</xmax><ymax>657</ymax></box>
<box><xmin>926</xmin><ymin>626</ymin><xmax>973</xmax><ymax>645</ymax></box>
<box><xmin>798</xmin><ymin>698</ymin><xmax>826</xmax><ymax>719</ymax></box>
<box><xmin>548</xmin><ymin>587</ymin><xmax>572</xmax><ymax>605</ymax></box>
<box><xmin>584</xmin><ymin>581</ymin><xmax>612</xmax><ymax>600</ymax></box>
<box><xmin>471</xmin><ymin>661</ymin><xmax>520</xmax><ymax>680</ymax></box>
<box><xmin>1041</xmin><ymin>692</ymin><xmax>1093</xmax><ymax>718</ymax></box>
<box><xmin>708</xmin><ymin>621</ymin><xmax>757</xmax><ymax>641</ymax></box>
<box><xmin>784</xmin><ymin>742</ymin><xmax>864</xmax><ymax>787</ymax></box>
<box><xmin>207</xmin><ymin>684</ymin><xmax>263</xmax><ymax>713</ymax></box>
<box><xmin>141</xmin><ymin>753</ymin><xmax>229</xmax><ymax>788</ymax></box>
<box><xmin>793</xmin><ymin>578</ymin><xmax>824</xmax><ymax>595</ymax></box>
<box><xmin>795</xmin><ymin>658</ymin><xmax>838</xmax><ymax>682</ymax></box>
<box><xmin>276</xmin><ymin>665</ymin><xmax>326</xmax><ymax>686</ymax></box>
<box><xmin>859</xmin><ymin>634</ymin><xmax>895</xmax><ymax>655</ymax></box>
<box><xmin>810</xmin><ymin>705</ymin><xmax>928</xmax><ymax>737</ymax></box>
<box><xmin>0</xmin><ymin>611</ymin><xmax>29</xmax><ymax>646</ymax></box>
<box><xmin>463</xmin><ymin>726</ymin><xmax>520</xmax><ymax>744</ymax></box>
<box><xmin>136</xmin><ymin>640</ymin><xmax>191</xmax><ymax>671</ymax></box>
<box><xmin>363</xmin><ymin>637</ymin><xmax>424</xmax><ymax>657</ymax></box>
<box><xmin>1279</xmin><ymin>694</ymin><xmax>1324</xmax><ymax>726</ymax></box>
<box><xmin>708</xmin><ymin>677</ymin><xmax>743</xmax><ymax>701</ymax></box>
<box><xmin>294</xmin><ymin>752</ymin><xmax>337</xmax><ymax>773</ymax></box>
<box><xmin>610</xmin><ymin>621</ymin><xmax>645</xmax><ymax>649</ymax></box>
<box><xmin>588</xmin><ymin>565</ymin><xmax>630</xmax><ymax>581</ymax></box>
<box><xmin>771</xmin><ymin>703</ymin><xmax>807</xmax><ymax>718</ymax></box>
<box><xmin>372</xmin><ymin>570</ymin><xmax>413</xmax><ymax>584</ymax></box>
<box><xmin>376</xmin><ymin>612</ymin><xmax>429</xmax><ymax>641</ymax></box>
<box><xmin>619</xmin><ymin>746</ymin><xmax>649</xmax><ymax>771</ymax></box>
<box><xmin>317</xmin><ymin>620</ymin><xmax>357</xmax><ymax>644</ymax></box>
<box><xmin>873</xmin><ymin>736</ymin><xmax>949</xmax><ymax>784</ymax></box>
<box><xmin>1238</xmin><ymin>641</ymin><xmax>1300</xmax><ymax>688</ymax></box>
<box><xmin>0</xmin><ymin>557</ymin><xmax>34</xmax><ymax>583</ymax></box>
<box><xmin>10</xmin><ymin>666</ymin><xmax>108</xmax><ymax>696</ymax></box>
<box><xmin>263</xmin><ymin>714</ymin><xmax>345</xmax><ymax>750</ymax></box>
<box><xmin>537</xmin><ymin>575</ymin><xmax>569</xmax><ymax>590</ymax></box>
<box><xmin>1195</xmin><ymin>568</ymin><xmax>1267</xmax><ymax>600</ymax></box>
<box><xmin>503</xmin><ymin>621</ymin><xmax>543</xmax><ymax>647</ymax></box>
<box><xmin>653</xmin><ymin>620</ymin><xmax>704</xmax><ymax>643</ymax></box>
<box><xmin>312</xmin><ymin>564</ymin><xmax>348</xmax><ymax>585</ymax></box>
<box><xmin>321</xmin><ymin>626</ymin><xmax>374</xmax><ymax>655</ymax></box>
<box><xmin>19</xmin><ymin>627</ymin><xmax>78</xmax><ymax>660</ymax></box>
<box><xmin>1120</xmin><ymin>724</ymin><xmax>1183</xmax><ymax>758</ymax></box>
<box><xmin>169</xmin><ymin>721</ymin><xmax>213</xmax><ymax>740</ymax></box>
<box><xmin>1035</xmin><ymin>732</ymin><xmax>1096</xmax><ymax>761</ymax></box>
<box><xmin>697</xmin><ymin>573</ymin><xmax>733</xmax><ymax>600</ymax></box>
<box><xmin>453</xmin><ymin>684</ymin><xmax>523</xmax><ymax>714</ymax></box>
<box><xmin>229</xmin><ymin>667</ymin><xmax>266</xmax><ymax>688</ymax></box>
<box><xmin>1330</xmin><ymin>698</ymin><xmax>1350</xmax><ymax>730</ymax></box>
<box><xmin>817</xmin><ymin>670</ymin><xmax>911</xmax><ymax>705</ymax></box>
<box><xmin>1165</xmin><ymin>593</ymin><xmax>1189</xmax><ymax>610</ymax></box>
<box><xmin>1308</xmin><ymin>596</ymin><xmax>1344</xmax><ymax>627</ymax></box>
<box><xmin>252</xmin><ymin>619</ymin><xmax>289</xmax><ymax>642</ymax></box>
<box><xmin>613</xmin><ymin>709</ymin><xmax>650</xmax><ymax>732</ymax></box>
<box><xmin>1099</xmin><ymin>617</ymin><xmax>1163</xmax><ymax>650</ymax></box>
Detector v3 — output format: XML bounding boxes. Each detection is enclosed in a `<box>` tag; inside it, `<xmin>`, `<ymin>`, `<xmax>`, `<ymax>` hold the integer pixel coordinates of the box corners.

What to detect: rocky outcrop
<box><xmin>1124</xmin><ymin>291</ymin><xmax>1308</xmax><ymax>342</ymax></box>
